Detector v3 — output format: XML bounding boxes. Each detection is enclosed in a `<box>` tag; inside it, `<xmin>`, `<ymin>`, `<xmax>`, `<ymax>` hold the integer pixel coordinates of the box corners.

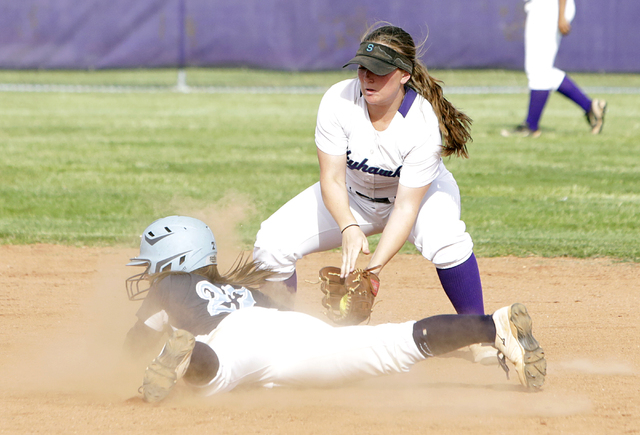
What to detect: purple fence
<box><xmin>0</xmin><ymin>0</ymin><xmax>637</xmax><ymax>72</ymax></box>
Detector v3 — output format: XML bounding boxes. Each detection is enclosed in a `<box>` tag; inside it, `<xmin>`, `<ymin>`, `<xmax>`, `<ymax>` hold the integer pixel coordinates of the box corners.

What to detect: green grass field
<box><xmin>0</xmin><ymin>68</ymin><xmax>638</xmax><ymax>261</ymax></box>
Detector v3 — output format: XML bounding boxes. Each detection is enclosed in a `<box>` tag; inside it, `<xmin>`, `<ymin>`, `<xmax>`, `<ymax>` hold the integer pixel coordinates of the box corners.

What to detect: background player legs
<box><xmin>518</xmin><ymin>79</ymin><xmax>607</xmax><ymax>136</ymax></box>
<box><xmin>556</xmin><ymin>75</ymin><xmax>608</xmax><ymax>134</ymax></box>
<box><xmin>557</xmin><ymin>75</ymin><xmax>591</xmax><ymax>113</ymax></box>
<box><xmin>504</xmin><ymin>0</ymin><xmax>606</xmax><ymax>136</ymax></box>
<box><xmin>524</xmin><ymin>89</ymin><xmax>551</xmax><ymax>133</ymax></box>
<box><xmin>524</xmin><ymin>75</ymin><xmax>604</xmax><ymax>135</ymax></box>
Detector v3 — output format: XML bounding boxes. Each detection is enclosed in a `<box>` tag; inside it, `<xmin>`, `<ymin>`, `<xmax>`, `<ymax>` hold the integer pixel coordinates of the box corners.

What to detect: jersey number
<box><xmin>195</xmin><ymin>282</ymin><xmax>257</xmax><ymax>316</ymax></box>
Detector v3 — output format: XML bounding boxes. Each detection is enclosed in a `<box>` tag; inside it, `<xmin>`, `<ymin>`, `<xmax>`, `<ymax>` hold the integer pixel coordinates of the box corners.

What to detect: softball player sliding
<box><xmin>124</xmin><ymin>216</ymin><xmax>546</xmax><ymax>403</ymax></box>
<box><xmin>253</xmin><ymin>25</ymin><xmax>493</xmax><ymax>362</ymax></box>
<box><xmin>502</xmin><ymin>0</ymin><xmax>607</xmax><ymax>137</ymax></box>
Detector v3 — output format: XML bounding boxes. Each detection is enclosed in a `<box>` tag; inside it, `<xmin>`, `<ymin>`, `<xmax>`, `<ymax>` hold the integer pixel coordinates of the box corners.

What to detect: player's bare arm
<box><xmin>317</xmin><ymin>149</ymin><xmax>370</xmax><ymax>276</ymax></box>
<box><xmin>558</xmin><ymin>0</ymin><xmax>571</xmax><ymax>35</ymax></box>
<box><xmin>340</xmin><ymin>223</ymin><xmax>370</xmax><ymax>277</ymax></box>
<box><xmin>366</xmin><ymin>183</ymin><xmax>430</xmax><ymax>274</ymax></box>
<box><xmin>317</xmin><ymin>149</ymin><xmax>352</xmax><ymax>229</ymax></box>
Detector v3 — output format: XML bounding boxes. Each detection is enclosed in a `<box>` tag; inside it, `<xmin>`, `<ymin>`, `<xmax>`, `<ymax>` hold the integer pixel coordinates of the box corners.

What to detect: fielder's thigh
<box><xmin>253</xmin><ymin>183</ymin><xmax>343</xmax><ymax>278</ymax></box>
<box><xmin>410</xmin><ymin>172</ymin><xmax>474</xmax><ymax>268</ymax></box>
<box><xmin>253</xmin><ymin>183</ymin><xmax>384</xmax><ymax>279</ymax></box>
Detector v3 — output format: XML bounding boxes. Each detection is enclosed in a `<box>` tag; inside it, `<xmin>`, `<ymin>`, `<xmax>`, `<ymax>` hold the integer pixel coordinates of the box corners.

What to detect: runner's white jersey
<box><xmin>315</xmin><ymin>78</ymin><xmax>448</xmax><ymax>200</ymax></box>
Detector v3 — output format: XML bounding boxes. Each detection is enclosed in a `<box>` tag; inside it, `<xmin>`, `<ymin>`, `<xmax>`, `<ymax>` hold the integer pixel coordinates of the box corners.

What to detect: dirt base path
<box><xmin>0</xmin><ymin>245</ymin><xmax>638</xmax><ymax>434</ymax></box>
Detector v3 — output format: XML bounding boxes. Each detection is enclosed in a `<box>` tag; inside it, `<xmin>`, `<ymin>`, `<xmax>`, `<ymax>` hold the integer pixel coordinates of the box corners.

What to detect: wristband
<box><xmin>341</xmin><ymin>223</ymin><xmax>360</xmax><ymax>233</ymax></box>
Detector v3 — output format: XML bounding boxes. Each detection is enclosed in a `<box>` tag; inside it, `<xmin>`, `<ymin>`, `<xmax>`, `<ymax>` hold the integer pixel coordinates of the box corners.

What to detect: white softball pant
<box><xmin>192</xmin><ymin>307</ymin><xmax>424</xmax><ymax>395</ymax></box>
<box><xmin>524</xmin><ymin>0</ymin><xmax>576</xmax><ymax>90</ymax></box>
<box><xmin>253</xmin><ymin>172</ymin><xmax>474</xmax><ymax>278</ymax></box>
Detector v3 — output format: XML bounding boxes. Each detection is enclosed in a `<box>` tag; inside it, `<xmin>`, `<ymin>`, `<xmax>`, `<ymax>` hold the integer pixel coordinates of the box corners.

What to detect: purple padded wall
<box><xmin>0</xmin><ymin>0</ymin><xmax>637</xmax><ymax>72</ymax></box>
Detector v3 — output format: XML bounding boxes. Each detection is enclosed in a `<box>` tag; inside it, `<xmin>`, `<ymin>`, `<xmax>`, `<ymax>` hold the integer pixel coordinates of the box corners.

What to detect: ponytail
<box><xmin>151</xmin><ymin>253</ymin><xmax>277</xmax><ymax>290</ymax></box>
<box><xmin>408</xmin><ymin>61</ymin><xmax>472</xmax><ymax>158</ymax></box>
<box><xmin>362</xmin><ymin>23</ymin><xmax>473</xmax><ymax>158</ymax></box>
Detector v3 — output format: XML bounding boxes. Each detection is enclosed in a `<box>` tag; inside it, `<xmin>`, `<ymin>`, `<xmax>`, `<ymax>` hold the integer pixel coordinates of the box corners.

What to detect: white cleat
<box><xmin>140</xmin><ymin>329</ymin><xmax>196</xmax><ymax>403</ymax></box>
<box><xmin>492</xmin><ymin>303</ymin><xmax>546</xmax><ymax>390</ymax></box>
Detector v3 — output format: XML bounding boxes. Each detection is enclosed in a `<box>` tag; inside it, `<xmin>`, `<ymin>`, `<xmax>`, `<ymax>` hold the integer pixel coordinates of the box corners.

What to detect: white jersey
<box><xmin>254</xmin><ymin>79</ymin><xmax>474</xmax><ymax>274</ymax></box>
<box><xmin>315</xmin><ymin>79</ymin><xmax>448</xmax><ymax>200</ymax></box>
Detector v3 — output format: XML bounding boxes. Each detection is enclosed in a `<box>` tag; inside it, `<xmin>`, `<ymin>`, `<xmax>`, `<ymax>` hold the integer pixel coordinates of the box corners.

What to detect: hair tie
<box><xmin>341</xmin><ymin>223</ymin><xmax>360</xmax><ymax>233</ymax></box>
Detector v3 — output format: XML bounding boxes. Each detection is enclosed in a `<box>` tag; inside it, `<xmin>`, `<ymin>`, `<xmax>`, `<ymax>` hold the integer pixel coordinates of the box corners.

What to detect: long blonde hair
<box><xmin>362</xmin><ymin>24</ymin><xmax>472</xmax><ymax>158</ymax></box>
<box><xmin>150</xmin><ymin>252</ymin><xmax>277</xmax><ymax>290</ymax></box>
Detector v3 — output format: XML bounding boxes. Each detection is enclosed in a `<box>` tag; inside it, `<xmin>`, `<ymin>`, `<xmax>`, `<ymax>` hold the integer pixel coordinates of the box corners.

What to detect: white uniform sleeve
<box><xmin>399</xmin><ymin>142</ymin><xmax>442</xmax><ymax>188</ymax></box>
<box><xmin>315</xmin><ymin>80</ymin><xmax>354</xmax><ymax>156</ymax></box>
<box><xmin>398</xmin><ymin>100</ymin><xmax>443</xmax><ymax>188</ymax></box>
<box><xmin>143</xmin><ymin>310</ymin><xmax>169</xmax><ymax>332</ymax></box>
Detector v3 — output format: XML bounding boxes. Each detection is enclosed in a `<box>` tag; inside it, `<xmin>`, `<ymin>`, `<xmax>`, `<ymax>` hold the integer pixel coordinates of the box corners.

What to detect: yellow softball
<box><xmin>340</xmin><ymin>294</ymin><xmax>349</xmax><ymax>313</ymax></box>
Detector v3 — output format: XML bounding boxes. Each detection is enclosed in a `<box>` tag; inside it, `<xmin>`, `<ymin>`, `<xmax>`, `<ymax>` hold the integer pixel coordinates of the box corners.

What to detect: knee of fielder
<box><xmin>419</xmin><ymin>234</ymin><xmax>474</xmax><ymax>269</ymax></box>
<box><xmin>253</xmin><ymin>237</ymin><xmax>297</xmax><ymax>280</ymax></box>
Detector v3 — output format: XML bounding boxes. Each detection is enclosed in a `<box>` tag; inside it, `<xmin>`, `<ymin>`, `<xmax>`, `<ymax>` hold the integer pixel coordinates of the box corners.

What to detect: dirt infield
<box><xmin>0</xmin><ymin>244</ymin><xmax>638</xmax><ymax>435</ymax></box>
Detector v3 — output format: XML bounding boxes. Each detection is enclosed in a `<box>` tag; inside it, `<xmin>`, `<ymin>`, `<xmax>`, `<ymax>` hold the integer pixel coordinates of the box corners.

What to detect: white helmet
<box><xmin>126</xmin><ymin>216</ymin><xmax>217</xmax><ymax>300</ymax></box>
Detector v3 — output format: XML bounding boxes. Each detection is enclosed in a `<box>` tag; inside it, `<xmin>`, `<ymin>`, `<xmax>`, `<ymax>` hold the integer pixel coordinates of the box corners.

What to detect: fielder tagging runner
<box><xmin>502</xmin><ymin>0</ymin><xmax>607</xmax><ymax>137</ymax></box>
<box><xmin>124</xmin><ymin>216</ymin><xmax>547</xmax><ymax>403</ymax></box>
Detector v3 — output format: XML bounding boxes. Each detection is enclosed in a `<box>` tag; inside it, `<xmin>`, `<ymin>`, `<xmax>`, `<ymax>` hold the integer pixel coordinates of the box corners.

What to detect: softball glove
<box><xmin>319</xmin><ymin>266</ymin><xmax>380</xmax><ymax>326</ymax></box>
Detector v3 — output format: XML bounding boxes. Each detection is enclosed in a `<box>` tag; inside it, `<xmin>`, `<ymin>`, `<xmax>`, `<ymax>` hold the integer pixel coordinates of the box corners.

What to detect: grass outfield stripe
<box><xmin>1</xmin><ymin>84</ymin><xmax>638</xmax><ymax>260</ymax></box>
<box><xmin>1</xmin><ymin>83</ymin><xmax>640</xmax><ymax>95</ymax></box>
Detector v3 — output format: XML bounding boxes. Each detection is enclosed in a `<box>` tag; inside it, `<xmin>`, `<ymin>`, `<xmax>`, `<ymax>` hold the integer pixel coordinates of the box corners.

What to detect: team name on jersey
<box><xmin>346</xmin><ymin>150</ymin><xmax>402</xmax><ymax>178</ymax></box>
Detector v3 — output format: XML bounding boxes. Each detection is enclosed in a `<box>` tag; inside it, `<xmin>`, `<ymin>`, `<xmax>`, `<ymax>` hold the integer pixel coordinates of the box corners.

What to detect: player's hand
<box><xmin>340</xmin><ymin>225</ymin><xmax>369</xmax><ymax>278</ymax></box>
<box><xmin>558</xmin><ymin>17</ymin><xmax>571</xmax><ymax>35</ymax></box>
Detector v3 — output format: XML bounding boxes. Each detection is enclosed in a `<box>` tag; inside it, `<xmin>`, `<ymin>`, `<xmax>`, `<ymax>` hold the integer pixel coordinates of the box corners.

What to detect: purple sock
<box><xmin>283</xmin><ymin>270</ymin><xmax>297</xmax><ymax>293</ymax></box>
<box><xmin>436</xmin><ymin>253</ymin><xmax>484</xmax><ymax>315</ymax></box>
<box><xmin>526</xmin><ymin>90</ymin><xmax>550</xmax><ymax>131</ymax></box>
<box><xmin>557</xmin><ymin>75</ymin><xmax>592</xmax><ymax>113</ymax></box>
